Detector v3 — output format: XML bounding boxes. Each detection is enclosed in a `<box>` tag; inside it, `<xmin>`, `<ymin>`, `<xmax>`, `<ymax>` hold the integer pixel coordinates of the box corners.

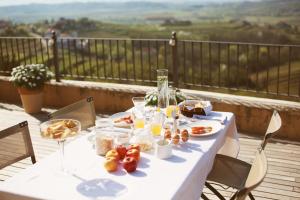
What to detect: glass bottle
<box><xmin>166</xmin><ymin>86</ymin><xmax>178</xmax><ymax>118</ymax></box>
<box><xmin>168</xmin><ymin>86</ymin><xmax>179</xmax><ymax>136</ymax></box>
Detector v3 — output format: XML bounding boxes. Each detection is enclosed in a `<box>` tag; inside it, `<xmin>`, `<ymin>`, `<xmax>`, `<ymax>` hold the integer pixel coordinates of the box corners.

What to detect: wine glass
<box><xmin>40</xmin><ymin>119</ymin><xmax>81</xmax><ymax>172</ymax></box>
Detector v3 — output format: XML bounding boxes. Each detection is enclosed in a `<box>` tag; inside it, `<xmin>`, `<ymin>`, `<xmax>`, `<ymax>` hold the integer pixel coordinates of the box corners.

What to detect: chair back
<box><xmin>261</xmin><ymin>110</ymin><xmax>282</xmax><ymax>150</ymax></box>
<box><xmin>0</xmin><ymin>190</ymin><xmax>42</xmax><ymax>200</ymax></box>
<box><xmin>235</xmin><ymin>149</ymin><xmax>268</xmax><ymax>200</ymax></box>
<box><xmin>49</xmin><ymin>97</ymin><xmax>96</xmax><ymax>130</ymax></box>
<box><xmin>0</xmin><ymin>121</ymin><xmax>36</xmax><ymax>170</ymax></box>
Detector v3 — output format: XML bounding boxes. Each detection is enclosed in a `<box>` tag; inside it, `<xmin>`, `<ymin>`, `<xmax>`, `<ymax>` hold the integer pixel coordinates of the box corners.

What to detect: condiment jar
<box><xmin>95</xmin><ymin>131</ymin><xmax>114</xmax><ymax>156</ymax></box>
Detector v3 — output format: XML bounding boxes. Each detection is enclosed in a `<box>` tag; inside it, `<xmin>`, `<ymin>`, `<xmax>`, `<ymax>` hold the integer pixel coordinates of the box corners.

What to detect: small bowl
<box><xmin>155</xmin><ymin>139</ymin><xmax>172</xmax><ymax>159</ymax></box>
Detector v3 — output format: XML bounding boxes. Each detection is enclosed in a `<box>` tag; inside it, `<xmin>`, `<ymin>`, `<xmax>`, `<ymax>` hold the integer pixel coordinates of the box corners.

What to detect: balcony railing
<box><xmin>1</xmin><ymin>31</ymin><xmax>300</xmax><ymax>101</ymax></box>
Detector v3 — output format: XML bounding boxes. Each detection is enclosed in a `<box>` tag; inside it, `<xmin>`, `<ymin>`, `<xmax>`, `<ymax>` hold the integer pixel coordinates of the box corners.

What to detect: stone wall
<box><xmin>1</xmin><ymin>76</ymin><xmax>300</xmax><ymax>141</ymax></box>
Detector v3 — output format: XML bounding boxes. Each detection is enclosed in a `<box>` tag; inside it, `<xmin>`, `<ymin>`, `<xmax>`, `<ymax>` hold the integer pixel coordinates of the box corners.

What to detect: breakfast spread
<box><xmin>99</xmin><ymin>95</ymin><xmax>221</xmax><ymax>175</ymax></box>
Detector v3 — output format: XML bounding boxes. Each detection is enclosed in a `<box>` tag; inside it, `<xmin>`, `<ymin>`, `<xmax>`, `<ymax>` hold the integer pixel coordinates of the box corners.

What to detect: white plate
<box><xmin>180</xmin><ymin>120</ymin><xmax>223</xmax><ymax>137</ymax></box>
<box><xmin>110</xmin><ymin>112</ymin><xmax>132</xmax><ymax>128</ymax></box>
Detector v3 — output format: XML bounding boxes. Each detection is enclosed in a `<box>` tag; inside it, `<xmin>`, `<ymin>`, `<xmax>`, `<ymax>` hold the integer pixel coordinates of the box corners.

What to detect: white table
<box><xmin>0</xmin><ymin>112</ymin><xmax>239</xmax><ymax>200</ymax></box>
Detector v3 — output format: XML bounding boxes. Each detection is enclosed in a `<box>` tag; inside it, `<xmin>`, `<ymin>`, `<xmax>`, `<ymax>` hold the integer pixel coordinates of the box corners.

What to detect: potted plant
<box><xmin>10</xmin><ymin>64</ymin><xmax>53</xmax><ymax>113</ymax></box>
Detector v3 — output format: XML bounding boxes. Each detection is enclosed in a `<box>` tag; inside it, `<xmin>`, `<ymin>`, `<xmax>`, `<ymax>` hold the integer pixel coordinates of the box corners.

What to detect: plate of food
<box><xmin>110</xmin><ymin>112</ymin><xmax>133</xmax><ymax>128</ymax></box>
<box><xmin>178</xmin><ymin>100</ymin><xmax>212</xmax><ymax>118</ymax></box>
<box><xmin>181</xmin><ymin>120</ymin><xmax>223</xmax><ymax>137</ymax></box>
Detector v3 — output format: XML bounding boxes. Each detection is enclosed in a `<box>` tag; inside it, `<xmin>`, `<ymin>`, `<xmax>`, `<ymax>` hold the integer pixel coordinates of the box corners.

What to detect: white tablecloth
<box><xmin>0</xmin><ymin>112</ymin><xmax>239</xmax><ymax>200</ymax></box>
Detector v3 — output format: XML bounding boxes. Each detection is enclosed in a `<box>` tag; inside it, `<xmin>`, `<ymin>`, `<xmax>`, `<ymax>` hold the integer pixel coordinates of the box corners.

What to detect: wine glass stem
<box><xmin>58</xmin><ymin>140</ymin><xmax>66</xmax><ymax>171</ymax></box>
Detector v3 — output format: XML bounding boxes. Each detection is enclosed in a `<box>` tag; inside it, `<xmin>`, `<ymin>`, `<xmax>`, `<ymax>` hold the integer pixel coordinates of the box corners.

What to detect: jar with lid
<box><xmin>95</xmin><ymin>130</ymin><xmax>114</xmax><ymax>156</ymax></box>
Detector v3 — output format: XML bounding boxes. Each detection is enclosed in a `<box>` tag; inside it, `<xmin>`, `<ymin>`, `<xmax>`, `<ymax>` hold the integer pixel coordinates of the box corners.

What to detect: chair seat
<box><xmin>207</xmin><ymin>154</ymin><xmax>252</xmax><ymax>190</ymax></box>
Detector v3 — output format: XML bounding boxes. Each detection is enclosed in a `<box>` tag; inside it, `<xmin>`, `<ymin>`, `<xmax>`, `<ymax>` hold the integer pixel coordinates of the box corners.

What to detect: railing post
<box><xmin>170</xmin><ymin>31</ymin><xmax>178</xmax><ymax>87</ymax></box>
<box><xmin>52</xmin><ymin>30</ymin><xmax>60</xmax><ymax>82</ymax></box>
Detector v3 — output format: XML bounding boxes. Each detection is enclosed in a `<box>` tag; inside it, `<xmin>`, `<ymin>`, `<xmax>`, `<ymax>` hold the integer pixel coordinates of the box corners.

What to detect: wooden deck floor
<box><xmin>0</xmin><ymin>102</ymin><xmax>300</xmax><ymax>200</ymax></box>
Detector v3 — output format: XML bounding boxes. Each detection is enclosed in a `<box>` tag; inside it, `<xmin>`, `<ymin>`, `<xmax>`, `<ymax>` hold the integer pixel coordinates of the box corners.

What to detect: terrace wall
<box><xmin>1</xmin><ymin>76</ymin><xmax>300</xmax><ymax>141</ymax></box>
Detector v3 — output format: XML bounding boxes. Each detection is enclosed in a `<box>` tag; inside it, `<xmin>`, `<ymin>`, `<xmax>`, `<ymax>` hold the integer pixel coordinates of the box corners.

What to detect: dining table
<box><xmin>0</xmin><ymin>111</ymin><xmax>239</xmax><ymax>200</ymax></box>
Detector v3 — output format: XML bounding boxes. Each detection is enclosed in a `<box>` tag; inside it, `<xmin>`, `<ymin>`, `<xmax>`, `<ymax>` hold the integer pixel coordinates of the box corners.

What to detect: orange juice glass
<box><xmin>150</xmin><ymin>123</ymin><xmax>162</xmax><ymax>136</ymax></box>
<box><xmin>134</xmin><ymin>118</ymin><xmax>145</xmax><ymax>129</ymax></box>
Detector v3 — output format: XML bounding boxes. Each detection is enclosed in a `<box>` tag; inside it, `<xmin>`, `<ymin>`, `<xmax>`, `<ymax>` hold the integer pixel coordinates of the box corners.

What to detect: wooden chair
<box><xmin>202</xmin><ymin>110</ymin><xmax>282</xmax><ymax>200</ymax></box>
<box><xmin>0</xmin><ymin>191</ymin><xmax>42</xmax><ymax>200</ymax></box>
<box><xmin>48</xmin><ymin>97</ymin><xmax>96</xmax><ymax>130</ymax></box>
<box><xmin>0</xmin><ymin>121</ymin><xmax>36</xmax><ymax>170</ymax></box>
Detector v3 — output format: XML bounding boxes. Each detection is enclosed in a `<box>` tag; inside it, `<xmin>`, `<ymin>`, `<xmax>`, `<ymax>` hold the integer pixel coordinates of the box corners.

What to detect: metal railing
<box><xmin>1</xmin><ymin>31</ymin><xmax>300</xmax><ymax>101</ymax></box>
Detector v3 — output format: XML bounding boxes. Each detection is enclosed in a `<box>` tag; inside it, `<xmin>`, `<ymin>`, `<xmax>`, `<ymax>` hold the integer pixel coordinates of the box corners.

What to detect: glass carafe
<box><xmin>157</xmin><ymin>69</ymin><xmax>168</xmax><ymax>109</ymax></box>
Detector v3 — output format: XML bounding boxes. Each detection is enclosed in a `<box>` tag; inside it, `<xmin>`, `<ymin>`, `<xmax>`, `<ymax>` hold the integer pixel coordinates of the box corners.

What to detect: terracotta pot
<box><xmin>18</xmin><ymin>87</ymin><xmax>43</xmax><ymax>114</ymax></box>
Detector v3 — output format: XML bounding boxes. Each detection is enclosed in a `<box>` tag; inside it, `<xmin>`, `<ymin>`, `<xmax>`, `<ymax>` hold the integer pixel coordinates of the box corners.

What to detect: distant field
<box><xmin>244</xmin><ymin>16</ymin><xmax>300</xmax><ymax>26</ymax></box>
<box><xmin>250</xmin><ymin>61</ymin><xmax>300</xmax><ymax>96</ymax></box>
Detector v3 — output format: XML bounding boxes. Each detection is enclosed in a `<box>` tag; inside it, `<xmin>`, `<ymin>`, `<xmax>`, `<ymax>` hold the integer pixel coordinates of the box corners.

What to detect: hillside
<box><xmin>0</xmin><ymin>0</ymin><xmax>299</xmax><ymax>25</ymax></box>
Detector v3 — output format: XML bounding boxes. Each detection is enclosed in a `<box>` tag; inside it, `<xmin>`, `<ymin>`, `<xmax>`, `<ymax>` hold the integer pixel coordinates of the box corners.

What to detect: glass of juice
<box><xmin>150</xmin><ymin>111</ymin><xmax>164</xmax><ymax>137</ymax></box>
<box><xmin>150</xmin><ymin>123</ymin><xmax>162</xmax><ymax>136</ymax></box>
<box><xmin>134</xmin><ymin>118</ymin><xmax>145</xmax><ymax>129</ymax></box>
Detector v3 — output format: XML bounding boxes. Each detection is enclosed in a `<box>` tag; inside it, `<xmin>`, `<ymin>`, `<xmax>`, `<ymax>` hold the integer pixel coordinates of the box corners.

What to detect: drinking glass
<box><xmin>150</xmin><ymin>111</ymin><xmax>164</xmax><ymax>137</ymax></box>
<box><xmin>134</xmin><ymin>118</ymin><xmax>145</xmax><ymax>129</ymax></box>
<box><xmin>157</xmin><ymin>69</ymin><xmax>168</xmax><ymax>109</ymax></box>
<box><xmin>132</xmin><ymin>96</ymin><xmax>145</xmax><ymax>117</ymax></box>
<box><xmin>40</xmin><ymin>119</ymin><xmax>81</xmax><ymax>172</ymax></box>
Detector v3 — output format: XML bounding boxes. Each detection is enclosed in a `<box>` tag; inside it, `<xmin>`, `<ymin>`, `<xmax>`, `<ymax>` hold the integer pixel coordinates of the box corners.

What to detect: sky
<box><xmin>0</xmin><ymin>0</ymin><xmax>245</xmax><ymax>7</ymax></box>
<box><xmin>0</xmin><ymin>0</ymin><xmax>97</xmax><ymax>6</ymax></box>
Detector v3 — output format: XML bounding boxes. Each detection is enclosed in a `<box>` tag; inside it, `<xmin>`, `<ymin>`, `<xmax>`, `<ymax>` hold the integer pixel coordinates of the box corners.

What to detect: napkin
<box><xmin>193</xmin><ymin>111</ymin><xmax>228</xmax><ymax>124</ymax></box>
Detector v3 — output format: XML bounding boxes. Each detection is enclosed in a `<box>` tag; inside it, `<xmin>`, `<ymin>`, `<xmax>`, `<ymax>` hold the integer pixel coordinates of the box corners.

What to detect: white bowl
<box><xmin>155</xmin><ymin>139</ymin><xmax>172</xmax><ymax>159</ymax></box>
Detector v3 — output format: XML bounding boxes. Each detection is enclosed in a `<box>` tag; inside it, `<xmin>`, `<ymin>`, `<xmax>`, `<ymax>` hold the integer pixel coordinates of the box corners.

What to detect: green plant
<box><xmin>10</xmin><ymin>64</ymin><xmax>53</xmax><ymax>90</ymax></box>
